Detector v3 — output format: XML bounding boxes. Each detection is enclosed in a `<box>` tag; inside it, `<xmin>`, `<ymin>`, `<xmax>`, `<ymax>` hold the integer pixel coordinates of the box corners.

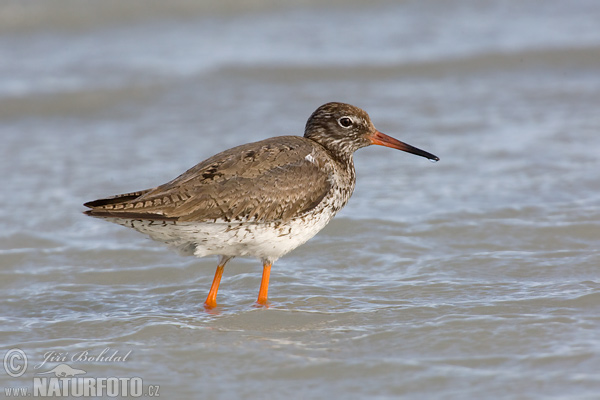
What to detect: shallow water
<box><xmin>1</xmin><ymin>0</ymin><xmax>600</xmax><ymax>398</ymax></box>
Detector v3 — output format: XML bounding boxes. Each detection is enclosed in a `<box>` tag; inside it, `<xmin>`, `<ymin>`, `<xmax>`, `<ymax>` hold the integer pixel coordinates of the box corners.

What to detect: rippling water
<box><xmin>2</xmin><ymin>0</ymin><xmax>600</xmax><ymax>398</ymax></box>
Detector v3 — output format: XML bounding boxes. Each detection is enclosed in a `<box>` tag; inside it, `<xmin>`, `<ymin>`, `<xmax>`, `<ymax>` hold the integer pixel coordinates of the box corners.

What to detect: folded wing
<box><xmin>84</xmin><ymin>136</ymin><xmax>332</xmax><ymax>223</ymax></box>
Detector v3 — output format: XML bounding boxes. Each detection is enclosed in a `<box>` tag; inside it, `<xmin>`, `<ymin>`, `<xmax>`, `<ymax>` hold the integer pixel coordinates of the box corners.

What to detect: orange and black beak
<box><xmin>369</xmin><ymin>130</ymin><xmax>439</xmax><ymax>162</ymax></box>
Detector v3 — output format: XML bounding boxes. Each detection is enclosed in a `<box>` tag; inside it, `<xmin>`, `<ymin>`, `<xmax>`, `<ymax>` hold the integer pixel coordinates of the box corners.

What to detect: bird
<box><xmin>83</xmin><ymin>102</ymin><xmax>439</xmax><ymax>309</ymax></box>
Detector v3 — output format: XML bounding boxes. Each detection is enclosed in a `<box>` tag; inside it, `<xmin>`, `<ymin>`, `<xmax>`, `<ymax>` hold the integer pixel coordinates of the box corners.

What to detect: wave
<box><xmin>219</xmin><ymin>45</ymin><xmax>600</xmax><ymax>80</ymax></box>
<box><xmin>0</xmin><ymin>0</ymin><xmax>378</xmax><ymax>33</ymax></box>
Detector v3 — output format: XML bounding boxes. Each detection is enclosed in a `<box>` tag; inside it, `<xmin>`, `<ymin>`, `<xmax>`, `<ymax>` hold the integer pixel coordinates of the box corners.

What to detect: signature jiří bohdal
<box><xmin>34</xmin><ymin>347</ymin><xmax>132</xmax><ymax>370</ymax></box>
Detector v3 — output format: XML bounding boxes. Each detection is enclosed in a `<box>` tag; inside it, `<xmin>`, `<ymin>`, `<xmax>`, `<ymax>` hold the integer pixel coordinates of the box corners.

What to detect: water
<box><xmin>1</xmin><ymin>0</ymin><xmax>600</xmax><ymax>398</ymax></box>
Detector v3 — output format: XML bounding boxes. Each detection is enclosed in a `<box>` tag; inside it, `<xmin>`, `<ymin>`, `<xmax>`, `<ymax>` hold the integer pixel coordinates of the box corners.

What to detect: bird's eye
<box><xmin>338</xmin><ymin>117</ymin><xmax>353</xmax><ymax>128</ymax></box>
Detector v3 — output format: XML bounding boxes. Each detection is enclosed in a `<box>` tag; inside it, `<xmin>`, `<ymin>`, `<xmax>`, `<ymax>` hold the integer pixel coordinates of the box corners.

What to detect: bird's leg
<box><xmin>204</xmin><ymin>256</ymin><xmax>231</xmax><ymax>309</ymax></box>
<box><xmin>204</xmin><ymin>266</ymin><xmax>224</xmax><ymax>309</ymax></box>
<box><xmin>255</xmin><ymin>262</ymin><xmax>272</xmax><ymax>307</ymax></box>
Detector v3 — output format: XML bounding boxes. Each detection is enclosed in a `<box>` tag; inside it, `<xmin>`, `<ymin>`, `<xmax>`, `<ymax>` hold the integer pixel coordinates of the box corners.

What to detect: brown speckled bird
<box><xmin>84</xmin><ymin>102</ymin><xmax>439</xmax><ymax>309</ymax></box>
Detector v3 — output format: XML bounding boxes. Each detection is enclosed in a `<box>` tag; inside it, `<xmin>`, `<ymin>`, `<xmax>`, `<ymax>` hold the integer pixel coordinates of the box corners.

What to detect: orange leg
<box><xmin>204</xmin><ymin>256</ymin><xmax>231</xmax><ymax>309</ymax></box>
<box><xmin>256</xmin><ymin>262</ymin><xmax>272</xmax><ymax>307</ymax></box>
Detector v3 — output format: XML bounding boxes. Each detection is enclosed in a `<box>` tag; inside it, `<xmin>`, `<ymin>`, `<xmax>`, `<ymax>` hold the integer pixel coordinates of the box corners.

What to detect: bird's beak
<box><xmin>369</xmin><ymin>130</ymin><xmax>439</xmax><ymax>162</ymax></box>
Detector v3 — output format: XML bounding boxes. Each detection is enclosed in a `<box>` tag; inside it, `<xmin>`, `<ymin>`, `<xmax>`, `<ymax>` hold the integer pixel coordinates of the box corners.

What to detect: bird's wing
<box><xmin>84</xmin><ymin>136</ymin><xmax>332</xmax><ymax>223</ymax></box>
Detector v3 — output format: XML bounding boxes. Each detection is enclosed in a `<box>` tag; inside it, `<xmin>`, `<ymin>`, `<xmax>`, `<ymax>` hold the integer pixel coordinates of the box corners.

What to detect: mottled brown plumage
<box><xmin>85</xmin><ymin>136</ymin><xmax>335</xmax><ymax>223</ymax></box>
<box><xmin>84</xmin><ymin>102</ymin><xmax>439</xmax><ymax>309</ymax></box>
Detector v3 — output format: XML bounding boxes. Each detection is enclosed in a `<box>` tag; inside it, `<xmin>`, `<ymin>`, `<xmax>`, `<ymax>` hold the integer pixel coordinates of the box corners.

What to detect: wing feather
<box><xmin>84</xmin><ymin>136</ymin><xmax>332</xmax><ymax>223</ymax></box>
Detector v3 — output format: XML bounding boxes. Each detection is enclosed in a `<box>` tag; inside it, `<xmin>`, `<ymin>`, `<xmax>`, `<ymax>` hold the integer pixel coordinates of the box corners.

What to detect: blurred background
<box><xmin>1</xmin><ymin>0</ymin><xmax>600</xmax><ymax>398</ymax></box>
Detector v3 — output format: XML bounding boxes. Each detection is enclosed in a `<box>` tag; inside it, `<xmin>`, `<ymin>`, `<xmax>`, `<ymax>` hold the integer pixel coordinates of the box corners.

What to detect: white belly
<box><xmin>107</xmin><ymin>208</ymin><xmax>336</xmax><ymax>263</ymax></box>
